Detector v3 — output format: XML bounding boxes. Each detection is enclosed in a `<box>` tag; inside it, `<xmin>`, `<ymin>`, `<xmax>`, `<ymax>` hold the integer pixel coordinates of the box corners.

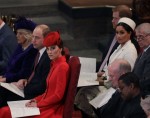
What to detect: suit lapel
<box><xmin>35</xmin><ymin>50</ymin><xmax>47</xmax><ymax>69</ymax></box>
<box><xmin>134</xmin><ymin>47</ymin><xmax>150</xmax><ymax>70</ymax></box>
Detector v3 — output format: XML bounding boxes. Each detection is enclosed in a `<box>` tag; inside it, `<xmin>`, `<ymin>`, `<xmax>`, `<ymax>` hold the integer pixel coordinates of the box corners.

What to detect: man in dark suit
<box><xmin>133</xmin><ymin>23</ymin><xmax>150</xmax><ymax>101</ymax></box>
<box><xmin>24</xmin><ymin>24</ymin><xmax>51</xmax><ymax>99</ymax></box>
<box><xmin>96</xmin><ymin>72</ymin><xmax>146</xmax><ymax>118</ymax></box>
<box><xmin>0</xmin><ymin>24</ymin><xmax>51</xmax><ymax>107</ymax></box>
<box><xmin>0</xmin><ymin>18</ymin><xmax>17</xmax><ymax>75</ymax></box>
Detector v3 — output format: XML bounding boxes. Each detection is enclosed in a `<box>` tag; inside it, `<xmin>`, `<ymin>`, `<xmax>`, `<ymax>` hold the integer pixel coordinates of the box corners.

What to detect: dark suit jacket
<box><xmin>0</xmin><ymin>24</ymin><xmax>17</xmax><ymax>75</ymax></box>
<box><xmin>24</xmin><ymin>50</ymin><xmax>51</xmax><ymax>99</ymax></box>
<box><xmin>97</xmin><ymin>91</ymin><xmax>146</xmax><ymax>118</ymax></box>
<box><xmin>133</xmin><ymin>47</ymin><xmax>150</xmax><ymax>97</ymax></box>
<box><xmin>0</xmin><ymin>50</ymin><xmax>50</xmax><ymax>107</ymax></box>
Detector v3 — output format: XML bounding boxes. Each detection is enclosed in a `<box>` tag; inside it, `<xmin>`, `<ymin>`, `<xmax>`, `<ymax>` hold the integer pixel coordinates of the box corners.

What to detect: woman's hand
<box><xmin>97</xmin><ymin>71</ymin><xmax>104</xmax><ymax>77</ymax></box>
<box><xmin>25</xmin><ymin>99</ymin><xmax>37</xmax><ymax>107</ymax></box>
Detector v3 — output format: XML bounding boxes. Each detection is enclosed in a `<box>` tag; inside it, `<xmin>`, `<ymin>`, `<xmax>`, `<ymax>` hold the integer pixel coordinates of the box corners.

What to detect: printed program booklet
<box><xmin>77</xmin><ymin>57</ymin><xmax>99</xmax><ymax>87</ymax></box>
<box><xmin>7</xmin><ymin>100</ymin><xmax>40</xmax><ymax>118</ymax></box>
<box><xmin>0</xmin><ymin>82</ymin><xmax>24</xmax><ymax>97</ymax></box>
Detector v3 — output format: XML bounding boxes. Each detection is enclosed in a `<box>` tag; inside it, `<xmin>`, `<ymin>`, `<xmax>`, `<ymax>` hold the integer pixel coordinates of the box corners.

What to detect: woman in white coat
<box><xmin>103</xmin><ymin>17</ymin><xmax>138</xmax><ymax>77</ymax></box>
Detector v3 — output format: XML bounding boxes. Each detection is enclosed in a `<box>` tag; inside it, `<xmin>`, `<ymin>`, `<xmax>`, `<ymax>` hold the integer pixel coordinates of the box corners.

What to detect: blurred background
<box><xmin>0</xmin><ymin>0</ymin><xmax>133</xmax><ymax>63</ymax></box>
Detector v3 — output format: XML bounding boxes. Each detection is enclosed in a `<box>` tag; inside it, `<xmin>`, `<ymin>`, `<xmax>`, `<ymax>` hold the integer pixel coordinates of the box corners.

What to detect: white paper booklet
<box><xmin>0</xmin><ymin>82</ymin><xmax>24</xmax><ymax>98</ymax></box>
<box><xmin>79</xmin><ymin>57</ymin><xmax>96</xmax><ymax>73</ymax></box>
<box><xmin>77</xmin><ymin>72</ymin><xmax>99</xmax><ymax>87</ymax></box>
<box><xmin>89</xmin><ymin>87</ymin><xmax>116</xmax><ymax>108</ymax></box>
<box><xmin>7</xmin><ymin>100</ymin><xmax>40</xmax><ymax>118</ymax></box>
<box><xmin>77</xmin><ymin>57</ymin><xmax>98</xmax><ymax>87</ymax></box>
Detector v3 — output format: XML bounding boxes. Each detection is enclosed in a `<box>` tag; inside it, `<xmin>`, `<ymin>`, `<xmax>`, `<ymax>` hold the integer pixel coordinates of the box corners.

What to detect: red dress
<box><xmin>0</xmin><ymin>56</ymin><xmax>69</xmax><ymax>118</ymax></box>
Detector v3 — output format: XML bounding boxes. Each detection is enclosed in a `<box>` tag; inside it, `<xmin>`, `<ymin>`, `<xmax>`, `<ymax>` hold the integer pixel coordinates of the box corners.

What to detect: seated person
<box><xmin>96</xmin><ymin>72</ymin><xmax>146</xmax><ymax>118</ymax></box>
<box><xmin>0</xmin><ymin>31</ymin><xmax>70</xmax><ymax>118</ymax></box>
<box><xmin>74</xmin><ymin>59</ymin><xmax>131</xmax><ymax>117</ymax></box>
<box><xmin>0</xmin><ymin>18</ymin><xmax>17</xmax><ymax>75</ymax></box>
<box><xmin>101</xmin><ymin>17</ymin><xmax>137</xmax><ymax>77</ymax></box>
<box><xmin>0</xmin><ymin>16</ymin><xmax>37</xmax><ymax>82</ymax></box>
<box><xmin>0</xmin><ymin>24</ymin><xmax>51</xmax><ymax>107</ymax></box>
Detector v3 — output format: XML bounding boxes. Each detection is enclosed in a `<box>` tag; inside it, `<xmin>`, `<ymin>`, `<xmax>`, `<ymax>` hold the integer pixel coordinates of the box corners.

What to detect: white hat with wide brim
<box><xmin>118</xmin><ymin>17</ymin><xmax>136</xmax><ymax>30</ymax></box>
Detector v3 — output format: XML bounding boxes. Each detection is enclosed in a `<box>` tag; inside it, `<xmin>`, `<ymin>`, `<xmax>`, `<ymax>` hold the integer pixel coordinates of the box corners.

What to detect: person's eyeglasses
<box><xmin>136</xmin><ymin>33</ymin><xmax>150</xmax><ymax>41</ymax></box>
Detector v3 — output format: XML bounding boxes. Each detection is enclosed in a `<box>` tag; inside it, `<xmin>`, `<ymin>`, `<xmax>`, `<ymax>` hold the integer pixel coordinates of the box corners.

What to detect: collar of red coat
<box><xmin>50</xmin><ymin>56</ymin><xmax>66</xmax><ymax>67</ymax></box>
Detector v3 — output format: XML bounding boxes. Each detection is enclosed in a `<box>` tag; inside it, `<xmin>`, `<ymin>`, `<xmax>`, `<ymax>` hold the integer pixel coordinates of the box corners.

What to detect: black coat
<box><xmin>133</xmin><ymin>47</ymin><xmax>150</xmax><ymax>98</ymax></box>
<box><xmin>97</xmin><ymin>90</ymin><xmax>146</xmax><ymax>118</ymax></box>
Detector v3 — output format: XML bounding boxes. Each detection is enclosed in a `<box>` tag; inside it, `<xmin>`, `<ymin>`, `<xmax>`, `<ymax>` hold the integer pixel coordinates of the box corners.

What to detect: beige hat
<box><xmin>118</xmin><ymin>17</ymin><xmax>136</xmax><ymax>30</ymax></box>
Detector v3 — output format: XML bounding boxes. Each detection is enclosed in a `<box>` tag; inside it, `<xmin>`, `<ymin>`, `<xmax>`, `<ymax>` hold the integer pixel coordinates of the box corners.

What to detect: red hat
<box><xmin>43</xmin><ymin>31</ymin><xmax>61</xmax><ymax>47</ymax></box>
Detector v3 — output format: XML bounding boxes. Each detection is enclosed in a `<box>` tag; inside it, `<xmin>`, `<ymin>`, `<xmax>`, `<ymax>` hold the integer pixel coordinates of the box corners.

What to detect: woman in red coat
<box><xmin>0</xmin><ymin>31</ymin><xmax>69</xmax><ymax>118</ymax></box>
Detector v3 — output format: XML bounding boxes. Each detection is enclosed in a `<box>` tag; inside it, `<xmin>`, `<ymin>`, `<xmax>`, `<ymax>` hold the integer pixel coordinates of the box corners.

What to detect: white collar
<box><xmin>38</xmin><ymin>47</ymin><xmax>46</xmax><ymax>61</ymax></box>
<box><xmin>144</xmin><ymin>45</ymin><xmax>150</xmax><ymax>52</ymax></box>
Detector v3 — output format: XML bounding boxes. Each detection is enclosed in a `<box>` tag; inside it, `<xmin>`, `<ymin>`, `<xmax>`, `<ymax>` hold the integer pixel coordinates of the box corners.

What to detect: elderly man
<box><xmin>133</xmin><ymin>23</ymin><xmax>150</xmax><ymax>98</ymax></box>
<box><xmin>75</xmin><ymin>59</ymin><xmax>131</xmax><ymax>117</ymax></box>
<box><xmin>133</xmin><ymin>23</ymin><xmax>150</xmax><ymax>117</ymax></box>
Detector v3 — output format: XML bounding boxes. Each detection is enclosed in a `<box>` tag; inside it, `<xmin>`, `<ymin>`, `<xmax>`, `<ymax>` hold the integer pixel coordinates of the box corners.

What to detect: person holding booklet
<box><xmin>0</xmin><ymin>24</ymin><xmax>51</xmax><ymax>107</ymax></box>
<box><xmin>96</xmin><ymin>72</ymin><xmax>146</xmax><ymax>118</ymax></box>
<box><xmin>75</xmin><ymin>59</ymin><xmax>131</xmax><ymax>117</ymax></box>
<box><xmin>0</xmin><ymin>31</ymin><xmax>70</xmax><ymax>118</ymax></box>
<box><xmin>0</xmin><ymin>17</ymin><xmax>38</xmax><ymax>106</ymax></box>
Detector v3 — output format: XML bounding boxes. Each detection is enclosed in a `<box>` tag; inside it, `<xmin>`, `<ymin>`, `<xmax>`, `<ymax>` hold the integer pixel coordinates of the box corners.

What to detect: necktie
<box><xmin>99</xmin><ymin>37</ymin><xmax>117</xmax><ymax>72</ymax></box>
<box><xmin>28</xmin><ymin>52</ymin><xmax>40</xmax><ymax>82</ymax></box>
<box><xmin>140</xmin><ymin>51</ymin><xmax>145</xmax><ymax>59</ymax></box>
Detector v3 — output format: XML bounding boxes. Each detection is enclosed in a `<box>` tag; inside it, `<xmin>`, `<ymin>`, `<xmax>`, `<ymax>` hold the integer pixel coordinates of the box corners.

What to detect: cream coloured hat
<box><xmin>118</xmin><ymin>17</ymin><xmax>136</xmax><ymax>30</ymax></box>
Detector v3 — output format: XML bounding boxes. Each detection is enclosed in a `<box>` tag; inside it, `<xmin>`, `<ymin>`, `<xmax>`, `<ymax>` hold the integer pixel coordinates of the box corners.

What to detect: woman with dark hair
<box><xmin>0</xmin><ymin>31</ymin><xmax>70</xmax><ymax>118</ymax></box>
<box><xmin>102</xmin><ymin>17</ymin><xmax>138</xmax><ymax>78</ymax></box>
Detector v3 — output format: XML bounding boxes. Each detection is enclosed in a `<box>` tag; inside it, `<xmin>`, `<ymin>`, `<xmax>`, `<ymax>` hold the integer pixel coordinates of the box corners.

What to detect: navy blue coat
<box><xmin>4</xmin><ymin>44</ymin><xmax>38</xmax><ymax>83</ymax></box>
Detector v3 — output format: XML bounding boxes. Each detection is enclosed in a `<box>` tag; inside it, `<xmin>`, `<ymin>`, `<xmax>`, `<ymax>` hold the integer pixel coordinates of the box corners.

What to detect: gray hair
<box><xmin>113</xmin><ymin>59</ymin><xmax>131</xmax><ymax>74</ymax></box>
<box><xmin>136</xmin><ymin>23</ymin><xmax>150</xmax><ymax>34</ymax></box>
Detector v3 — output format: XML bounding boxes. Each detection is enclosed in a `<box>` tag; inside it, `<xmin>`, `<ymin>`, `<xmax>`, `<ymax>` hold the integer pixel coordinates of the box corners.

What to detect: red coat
<box><xmin>0</xmin><ymin>56</ymin><xmax>69</xmax><ymax>118</ymax></box>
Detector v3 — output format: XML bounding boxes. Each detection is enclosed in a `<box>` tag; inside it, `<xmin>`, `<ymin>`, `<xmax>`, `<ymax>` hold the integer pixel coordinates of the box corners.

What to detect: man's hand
<box><xmin>0</xmin><ymin>76</ymin><xmax>6</xmax><ymax>82</ymax></box>
<box><xmin>12</xmin><ymin>79</ymin><xmax>27</xmax><ymax>89</ymax></box>
<box><xmin>97</xmin><ymin>71</ymin><xmax>104</xmax><ymax>77</ymax></box>
<box><xmin>97</xmin><ymin>77</ymin><xmax>104</xmax><ymax>85</ymax></box>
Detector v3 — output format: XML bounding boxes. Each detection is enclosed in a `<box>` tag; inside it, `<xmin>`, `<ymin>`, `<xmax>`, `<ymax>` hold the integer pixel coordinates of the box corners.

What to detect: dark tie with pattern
<box><xmin>28</xmin><ymin>52</ymin><xmax>40</xmax><ymax>82</ymax></box>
